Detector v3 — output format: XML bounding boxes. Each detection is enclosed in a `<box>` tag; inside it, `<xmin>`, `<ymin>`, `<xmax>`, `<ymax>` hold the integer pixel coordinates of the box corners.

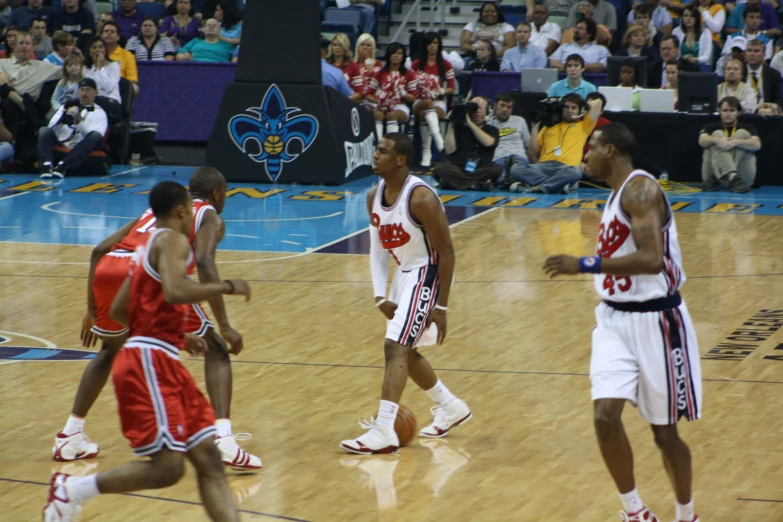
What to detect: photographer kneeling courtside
<box><xmin>432</xmin><ymin>96</ymin><xmax>500</xmax><ymax>191</ymax></box>
<box><xmin>510</xmin><ymin>94</ymin><xmax>602</xmax><ymax>194</ymax></box>
<box><xmin>39</xmin><ymin>78</ymin><xmax>108</xmax><ymax>180</ymax></box>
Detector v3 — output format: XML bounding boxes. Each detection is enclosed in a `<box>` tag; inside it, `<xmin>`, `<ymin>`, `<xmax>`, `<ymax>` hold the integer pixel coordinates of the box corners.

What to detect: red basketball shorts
<box><xmin>112</xmin><ymin>342</ymin><xmax>216</xmax><ymax>456</ymax></box>
<box><xmin>91</xmin><ymin>253</ymin><xmax>133</xmax><ymax>337</ymax></box>
<box><xmin>184</xmin><ymin>303</ymin><xmax>213</xmax><ymax>337</ymax></box>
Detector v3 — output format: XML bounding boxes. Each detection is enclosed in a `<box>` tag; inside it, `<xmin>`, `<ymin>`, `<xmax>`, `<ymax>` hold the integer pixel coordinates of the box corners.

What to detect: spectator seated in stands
<box><xmin>719</xmin><ymin>58</ymin><xmax>757</xmax><ymax>113</ymax></box>
<box><xmin>0</xmin><ymin>26</ymin><xmax>36</xmax><ymax>59</ymax></box>
<box><xmin>725</xmin><ymin>0</ymin><xmax>780</xmax><ymax>38</ymax></box>
<box><xmin>510</xmin><ymin>94</ymin><xmax>602</xmax><ymax>193</ymax></box>
<box><xmin>460</xmin><ymin>2</ymin><xmax>515</xmax><ymax>59</ymax></box>
<box><xmin>467</xmin><ymin>39</ymin><xmax>501</xmax><ymax>71</ymax></box>
<box><xmin>32</xmin><ymin>18</ymin><xmax>52</xmax><ymax>60</ymax></box>
<box><xmin>96</xmin><ymin>12</ymin><xmax>114</xmax><ymax>39</ymax></box>
<box><xmin>84</xmin><ymin>36</ymin><xmax>121</xmax><ymax>106</ymax></box>
<box><xmin>699</xmin><ymin>96</ymin><xmax>760</xmax><ymax>193</ymax></box>
<box><xmin>630</xmin><ymin>6</ymin><xmax>661</xmax><ymax>49</ymax></box>
<box><xmin>366</xmin><ymin>42</ymin><xmax>417</xmax><ymax>138</ymax></box>
<box><xmin>616</xmin><ymin>60</ymin><xmax>643</xmax><ymax>110</ymax></box>
<box><xmin>616</xmin><ymin>25</ymin><xmax>660</xmax><ymax>80</ymax></box>
<box><xmin>529</xmin><ymin>3</ymin><xmax>562</xmax><ymax>57</ymax></box>
<box><xmin>432</xmin><ymin>95</ymin><xmax>501</xmax><ymax>191</ymax></box>
<box><xmin>127</xmin><ymin>16</ymin><xmax>176</xmax><ymax>61</ymax></box>
<box><xmin>176</xmin><ymin>18</ymin><xmax>234</xmax><ymax>62</ymax></box>
<box><xmin>214</xmin><ymin>0</ymin><xmax>242</xmax><ymax>48</ymax></box>
<box><xmin>352</xmin><ymin>33</ymin><xmax>382</xmax><ymax>108</ymax></box>
<box><xmin>38</xmin><ymin>77</ymin><xmax>107</xmax><ymax>180</ymax></box>
<box><xmin>411</xmin><ymin>32</ymin><xmax>454</xmax><ymax>167</ymax></box>
<box><xmin>102</xmin><ymin>21</ymin><xmax>138</xmax><ymax>94</ymax></box>
<box><xmin>744</xmin><ymin>38</ymin><xmax>782</xmax><ymax>115</ymax></box>
<box><xmin>561</xmin><ymin>3</ymin><xmax>613</xmax><ymax>47</ymax></box>
<box><xmin>486</xmin><ymin>93</ymin><xmax>531</xmax><ymax>188</ymax></box>
<box><xmin>660</xmin><ymin>59</ymin><xmax>681</xmax><ymax>108</ymax></box>
<box><xmin>53</xmin><ymin>0</ymin><xmax>96</xmax><ymax>38</ymax></box>
<box><xmin>672</xmin><ymin>5</ymin><xmax>713</xmax><ymax>66</ymax></box>
<box><xmin>161</xmin><ymin>0</ymin><xmax>201</xmax><ymax>51</ymax></box>
<box><xmin>547</xmin><ymin>54</ymin><xmax>598</xmax><ymax>99</ymax></box>
<box><xmin>326</xmin><ymin>33</ymin><xmax>362</xmax><ymax>103</ymax></box>
<box><xmin>499</xmin><ymin>22</ymin><xmax>547</xmax><ymax>72</ymax></box>
<box><xmin>722</xmin><ymin>7</ymin><xmax>774</xmax><ymax>61</ymax></box>
<box><xmin>0</xmin><ymin>112</ymin><xmax>13</xmax><ymax>167</ymax></box>
<box><xmin>9</xmin><ymin>0</ymin><xmax>55</xmax><ymax>31</ymax></box>
<box><xmin>697</xmin><ymin>0</ymin><xmax>726</xmax><ymax>47</ymax></box>
<box><xmin>653</xmin><ymin>34</ymin><xmax>699</xmax><ymax>87</ymax></box>
<box><xmin>49</xmin><ymin>54</ymin><xmax>83</xmax><ymax>118</ymax></box>
<box><xmin>566</xmin><ymin>0</ymin><xmax>617</xmax><ymax>40</ymax></box>
<box><xmin>337</xmin><ymin>0</ymin><xmax>384</xmax><ymax>37</ymax></box>
<box><xmin>549</xmin><ymin>19</ymin><xmax>610</xmax><ymax>72</ymax></box>
<box><xmin>626</xmin><ymin>0</ymin><xmax>672</xmax><ymax>36</ymax></box>
<box><xmin>44</xmin><ymin>30</ymin><xmax>75</xmax><ymax>66</ymax></box>
<box><xmin>772</xmin><ymin>47</ymin><xmax>783</xmax><ymax>75</ymax></box>
<box><xmin>112</xmin><ymin>0</ymin><xmax>145</xmax><ymax>40</ymax></box>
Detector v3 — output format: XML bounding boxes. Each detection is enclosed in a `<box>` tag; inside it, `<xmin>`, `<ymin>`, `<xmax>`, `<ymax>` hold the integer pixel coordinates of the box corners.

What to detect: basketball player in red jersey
<box><xmin>54</xmin><ymin>167</ymin><xmax>261</xmax><ymax>470</ymax></box>
<box><xmin>44</xmin><ymin>181</ymin><xmax>249</xmax><ymax>522</ymax></box>
<box><xmin>544</xmin><ymin>123</ymin><xmax>701</xmax><ymax>522</ymax></box>
<box><xmin>340</xmin><ymin>133</ymin><xmax>471</xmax><ymax>455</ymax></box>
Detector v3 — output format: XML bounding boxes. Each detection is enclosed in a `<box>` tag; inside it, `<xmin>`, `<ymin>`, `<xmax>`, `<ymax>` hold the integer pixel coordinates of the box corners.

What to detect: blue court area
<box><xmin>2</xmin><ymin>165</ymin><xmax>783</xmax><ymax>253</ymax></box>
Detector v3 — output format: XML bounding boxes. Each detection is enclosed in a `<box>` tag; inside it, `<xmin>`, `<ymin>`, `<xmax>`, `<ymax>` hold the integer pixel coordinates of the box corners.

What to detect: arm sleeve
<box><xmin>726</xmin><ymin>7</ymin><xmax>741</xmax><ymax>28</ymax></box>
<box><xmin>701</xmin><ymin>7</ymin><xmax>725</xmax><ymax>34</ymax></box>
<box><xmin>48</xmin><ymin>106</ymin><xmax>65</xmax><ymax>129</ymax></box>
<box><xmin>535</xmin><ymin>48</ymin><xmax>548</xmax><ymax>68</ymax></box>
<box><xmin>500</xmin><ymin>51</ymin><xmax>512</xmax><ymax>71</ymax></box>
<box><xmin>181</xmin><ymin>39</ymin><xmax>196</xmax><ymax>54</ymax></box>
<box><xmin>697</xmin><ymin>30</ymin><xmax>712</xmax><ymax>64</ymax></box>
<box><xmin>124</xmin><ymin>51</ymin><xmax>138</xmax><ymax>82</ymax></box>
<box><xmin>369</xmin><ymin>224</ymin><xmax>390</xmax><ymax>298</ymax></box>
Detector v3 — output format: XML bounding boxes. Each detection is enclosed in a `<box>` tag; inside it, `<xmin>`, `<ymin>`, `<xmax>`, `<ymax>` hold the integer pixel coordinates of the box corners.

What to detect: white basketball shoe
<box><xmin>620</xmin><ymin>508</ymin><xmax>660</xmax><ymax>522</ymax></box>
<box><xmin>52</xmin><ymin>432</ymin><xmax>100</xmax><ymax>461</ymax></box>
<box><xmin>419</xmin><ymin>399</ymin><xmax>472</xmax><ymax>438</ymax></box>
<box><xmin>671</xmin><ymin>516</ymin><xmax>700</xmax><ymax>522</ymax></box>
<box><xmin>340</xmin><ymin>418</ymin><xmax>400</xmax><ymax>455</ymax></box>
<box><xmin>215</xmin><ymin>435</ymin><xmax>262</xmax><ymax>471</ymax></box>
<box><xmin>42</xmin><ymin>473</ymin><xmax>81</xmax><ymax>522</ymax></box>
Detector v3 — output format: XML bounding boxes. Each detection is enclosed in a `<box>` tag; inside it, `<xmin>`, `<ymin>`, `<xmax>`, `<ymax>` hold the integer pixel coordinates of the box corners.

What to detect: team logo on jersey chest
<box><xmin>596</xmin><ymin>217</ymin><xmax>630</xmax><ymax>257</ymax></box>
<box><xmin>371</xmin><ymin>213</ymin><xmax>411</xmax><ymax>249</ymax></box>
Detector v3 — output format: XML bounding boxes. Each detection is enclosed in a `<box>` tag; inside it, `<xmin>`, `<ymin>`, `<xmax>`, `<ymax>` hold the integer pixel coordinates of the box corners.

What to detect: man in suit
<box><xmin>651</xmin><ymin>34</ymin><xmax>699</xmax><ymax>88</ymax></box>
<box><xmin>744</xmin><ymin>38</ymin><xmax>782</xmax><ymax>115</ymax></box>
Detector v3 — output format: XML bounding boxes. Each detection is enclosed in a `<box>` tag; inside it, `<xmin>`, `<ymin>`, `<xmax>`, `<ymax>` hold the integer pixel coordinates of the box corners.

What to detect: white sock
<box><xmin>386</xmin><ymin>121</ymin><xmax>399</xmax><ymax>133</ymax></box>
<box><xmin>675</xmin><ymin>500</ymin><xmax>694</xmax><ymax>521</ymax></box>
<box><xmin>376</xmin><ymin>399</ymin><xmax>399</xmax><ymax>429</ymax></box>
<box><xmin>215</xmin><ymin>418</ymin><xmax>232</xmax><ymax>438</ymax></box>
<box><xmin>425</xmin><ymin>379</ymin><xmax>457</xmax><ymax>407</ymax></box>
<box><xmin>420</xmin><ymin>124</ymin><xmax>432</xmax><ymax>154</ymax></box>
<box><xmin>63</xmin><ymin>415</ymin><xmax>85</xmax><ymax>436</ymax></box>
<box><xmin>619</xmin><ymin>487</ymin><xmax>644</xmax><ymax>515</ymax></box>
<box><xmin>64</xmin><ymin>474</ymin><xmax>100</xmax><ymax>504</ymax></box>
<box><xmin>375</xmin><ymin>120</ymin><xmax>384</xmax><ymax>140</ymax></box>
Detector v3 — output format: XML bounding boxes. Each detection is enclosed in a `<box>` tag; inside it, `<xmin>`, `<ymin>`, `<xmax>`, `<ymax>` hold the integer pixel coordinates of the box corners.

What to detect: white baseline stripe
<box><xmin>0</xmin><ymin>191</ymin><xmax>30</xmax><ymax>201</ymax></box>
<box><xmin>101</xmin><ymin>166</ymin><xmax>149</xmax><ymax>179</ymax></box>
<box><xmin>225</xmin><ymin>234</ymin><xmax>258</xmax><ymax>239</ymax></box>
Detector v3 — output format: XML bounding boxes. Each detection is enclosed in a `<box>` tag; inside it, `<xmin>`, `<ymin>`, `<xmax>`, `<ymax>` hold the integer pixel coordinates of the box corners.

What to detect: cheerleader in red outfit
<box><xmin>411</xmin><ymin>32</ymin><xmax>455</xmax><ymax>167</ymax></box>
<box><xmin>366</xmin><ymin>43</ymin><xmax>418</xmax><ymax>139</ymax></box>
<box><xmin>353</xmin><ymin>33</ymin><xmax>383</xmax><ymax>111</ymax></box>
<box><xmin>327</xmin><ymin>33</ymin><xmax>363</xmax><ymax>104</ymax></box>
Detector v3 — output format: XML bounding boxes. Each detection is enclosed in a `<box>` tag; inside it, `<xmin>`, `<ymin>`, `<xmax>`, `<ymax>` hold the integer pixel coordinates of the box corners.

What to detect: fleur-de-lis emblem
<box><xmin>228</xmin><ymin>84</ymin><xmax>319</xmax><ymax>182</ymax></box>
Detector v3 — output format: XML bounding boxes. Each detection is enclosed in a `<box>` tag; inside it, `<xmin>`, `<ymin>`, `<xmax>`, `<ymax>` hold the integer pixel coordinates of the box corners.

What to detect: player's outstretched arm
<box><xmin>543</xmin><ymin>176</ymin><xmax>665</xmax><ymax>277</ymax></box>
<box><xmin>194</xmin><ymin>210</ymin><xmax>243</xmax><ymax>353</ymax></box>
<box><xmin>82</xmin><ymin>218</ymin><xmax>139</xmax><ymax>347</ymax></box>
<box><xmin>410</xmin><ymin>186</ymin><xmax>454</xmax><ymax>344</ymax></box>
<box><xmin>159</xmin><ymin>231</ymin><xmax>250</xmax><ymax>305</ymax></box>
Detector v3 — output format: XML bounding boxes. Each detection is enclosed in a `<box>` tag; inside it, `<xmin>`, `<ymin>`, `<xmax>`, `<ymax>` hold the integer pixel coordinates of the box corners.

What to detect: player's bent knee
<box><xmin>651</xmin><ymin>424</ymin><xmax>680</xmax><ymax>450</ymax></box>
<box><xmin>384</xmin><ymin>339</ymin><xmax>408</xmax><ymax>360</ymax></box>
<box><xmin>187</xmin><ymin>439</ymin><xmax>226</xmax><ymax>477</ymax></box>
<box><xmin>149</xmin><ymin>451</ymin><xmax>186</xmax><ymax>488</ymax></box>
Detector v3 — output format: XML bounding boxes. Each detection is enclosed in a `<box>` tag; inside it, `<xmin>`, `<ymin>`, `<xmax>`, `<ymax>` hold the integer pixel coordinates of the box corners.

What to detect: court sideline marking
<box><xmin>0</xmin><ymin>191</ymin><xmax>30</xmax><ymax>201</ymax></box>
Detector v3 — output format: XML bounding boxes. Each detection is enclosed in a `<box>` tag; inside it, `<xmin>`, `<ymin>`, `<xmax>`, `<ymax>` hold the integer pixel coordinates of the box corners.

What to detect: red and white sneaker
<box><xmin>671</xmin><ymin>516</ymin><xmax>700</xmax><ymax>522</ymax></box>
<box><xmin>340</xmin><ymin>418</ymin><xmax>400</xmax><ymax>455</ymax></box>
<box><xmin>42</xmin><ymin>472</ymin><xmax>81</xmax><ymax>522</ymax></box>
<box><xmin>620</xmin><ymin>508</ymin><xmax>660</xmax><ymax>522</ymax></box>
<box><xmin>216</xmin><ymin>435</ymin><xmax>262</xmax><ymax>471</ymax></box>
<box><xmin>52</xmin><ymin>432</ymin><xmax>100</xmax><ymax>462</ymax></box>
<box><xmin>419</xmin><ymin>399</ymin><xmax>472</xmax><ymax>438</ymax></box>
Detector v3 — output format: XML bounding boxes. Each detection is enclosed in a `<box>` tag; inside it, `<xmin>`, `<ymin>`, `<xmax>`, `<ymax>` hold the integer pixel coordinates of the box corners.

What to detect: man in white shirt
<box><xmin>39</xmin><ymin>78</ymin><xmax>108</xmax><ymax>179</ymax></box>
<box><xmin>486</xmin><ymin>93</ymin><xmax>531</xmax><ymax>186</ymax></box>
<box><xmin>529</xmin><ymin>3</ymin><xmax>562</xmax><ymax>56</ymax></box>
<box><xmin>550</xmin><ymin>19</ymin><xmax>611</xmax><ymax>71</ymax></box>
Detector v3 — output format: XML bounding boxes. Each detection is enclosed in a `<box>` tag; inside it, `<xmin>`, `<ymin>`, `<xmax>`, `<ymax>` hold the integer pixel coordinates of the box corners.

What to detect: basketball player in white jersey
<box><xmin>340</xmin><ymin>133</ymin><xmax>471</xmax><ymax>455</ymax></box>
<box><xmin>543</xmin><ymin>123</ymin><xmax>701</xmax><ymax>522</ymax></box>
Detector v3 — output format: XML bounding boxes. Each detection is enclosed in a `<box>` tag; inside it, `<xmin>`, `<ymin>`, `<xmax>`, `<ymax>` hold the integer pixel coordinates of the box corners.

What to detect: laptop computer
<box><xmin>599</xmin><ymin>86</ymin><xmax>634</xmax><ymax>112</ymax></box>
<box><xmin>520</xmin><ymin>69</ymin><xmax>558</xmax><ymax>94</ymax></box>
<box><xmin>639</xmin><ymin>89</ymin><xmax>675</xmax><ymax>113</ymax></box>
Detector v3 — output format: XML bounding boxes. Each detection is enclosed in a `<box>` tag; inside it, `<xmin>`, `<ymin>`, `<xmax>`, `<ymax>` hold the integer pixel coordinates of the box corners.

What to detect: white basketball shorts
<box><xmin>386</xmin><ymin>265</ymin><xmax>439</xmax><ymax>348</ymax></box>
<box><xmin>591</xmin><ymin>300</ymin><xmax>702</xmax><ymax>425</ymax></box>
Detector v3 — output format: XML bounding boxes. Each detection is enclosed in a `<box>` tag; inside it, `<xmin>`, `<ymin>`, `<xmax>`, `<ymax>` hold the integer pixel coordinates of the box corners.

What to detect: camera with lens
<box><xmin>536</xmin><ymin>98</ymin><xmax>563</xmax><ymax>127</ymax></box>
<box><xmin>450</xmin><ymin>101</ymin><xmax>479</xmax><ymax>124</ymax></box>
<box><xmin>61</xmin><ymin>100</ymin><xmax>95</xmax><ymax>125</ymax></box>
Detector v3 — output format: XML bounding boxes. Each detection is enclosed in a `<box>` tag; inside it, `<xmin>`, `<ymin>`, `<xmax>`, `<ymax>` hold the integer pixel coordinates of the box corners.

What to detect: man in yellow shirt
<box><xmin>102</xmin><ymin>21</ymin><xmax>138</xmax><ymax>95</ymax></box>
<box><xmin>510</xmin><ymin>93</ymin><xmax>603</xmax><ymax>193</ymax></box>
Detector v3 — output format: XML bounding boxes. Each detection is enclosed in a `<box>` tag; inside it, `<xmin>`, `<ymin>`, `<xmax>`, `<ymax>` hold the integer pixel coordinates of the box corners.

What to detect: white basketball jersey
<box><xmin>371</xmin><ymin>175</ymin><xmax>439</xmax><ymax>270</ymax></box>
<box><xmin>594</xmin><ymin>170</ymin><xmax>686</xmax><ymax>302</ymax></box>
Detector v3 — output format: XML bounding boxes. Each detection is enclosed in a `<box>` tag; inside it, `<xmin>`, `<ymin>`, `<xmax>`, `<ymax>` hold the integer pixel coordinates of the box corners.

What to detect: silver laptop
<box><xmin>521</xmin><ymin>68</ymin><xmax>558</xmax><ymax>93</ymax></box>
<box><xmin>599</xmin><ymin>86</ymin><xmax>634</xmax><ymax>112</ymax></box>
<box><xmin>639</xmin><ymin>89</ymin><xmax>675</xmax><ymax>113</ymax></box>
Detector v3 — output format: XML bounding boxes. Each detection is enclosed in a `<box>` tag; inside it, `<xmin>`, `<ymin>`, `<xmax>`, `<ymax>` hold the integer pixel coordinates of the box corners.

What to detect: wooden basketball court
<box><xmin>1</xmin><ymin>172</ymin><xmax>783</xmax><ymax>521</ymax></box>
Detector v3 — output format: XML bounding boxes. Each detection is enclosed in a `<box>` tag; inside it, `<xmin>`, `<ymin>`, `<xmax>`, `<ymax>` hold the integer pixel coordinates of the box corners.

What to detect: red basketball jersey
<box><xmin>127</xmin><ymin>228</ymin><xmax>192</xmax><ymax>353</ymax></box>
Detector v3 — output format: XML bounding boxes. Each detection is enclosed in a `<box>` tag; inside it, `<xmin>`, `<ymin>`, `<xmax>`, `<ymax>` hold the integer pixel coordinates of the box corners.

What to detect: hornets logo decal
<box><xmin>228</xmin><ymin>84</ymin><xmax>319</xmax><ymax>182</ymax></box>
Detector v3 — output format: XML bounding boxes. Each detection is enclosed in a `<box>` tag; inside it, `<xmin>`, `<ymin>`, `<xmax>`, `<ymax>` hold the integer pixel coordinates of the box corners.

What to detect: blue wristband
<box><xmin>579</xmin><ymin>256</ymin><xmax>602</xmax><ymax>274</ymax></box>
